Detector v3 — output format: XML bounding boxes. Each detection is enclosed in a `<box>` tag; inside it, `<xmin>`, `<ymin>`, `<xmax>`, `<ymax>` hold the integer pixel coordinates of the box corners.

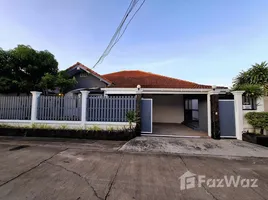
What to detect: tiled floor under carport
<box><xmin>152</xmin><ymin>123</ymin><xmax>208</xmax><ymax>137</ymax></box>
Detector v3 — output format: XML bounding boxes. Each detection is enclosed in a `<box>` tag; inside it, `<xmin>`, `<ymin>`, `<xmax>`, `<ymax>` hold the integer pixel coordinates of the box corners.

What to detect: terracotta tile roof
<box><xmin>102</xmin><ymin>70</ymin><xmax>216</xmax><ymax>89</ymax></box>
<box><xmin>67</xmin><ymin>62</ymin><xmax>112</xmax><ymax>84</ymax></box>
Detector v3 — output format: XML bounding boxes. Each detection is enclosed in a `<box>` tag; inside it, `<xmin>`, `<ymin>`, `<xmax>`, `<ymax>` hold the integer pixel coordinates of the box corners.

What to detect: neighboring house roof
<box><xmin>66</xmin><ymin>62</ymin><xmax>112</xmax><ymax>85</ymax></box>
<box><xmin>102</xmin><ymin>70</ymin><xmax>220</xmax><ymax>89</ymax></box>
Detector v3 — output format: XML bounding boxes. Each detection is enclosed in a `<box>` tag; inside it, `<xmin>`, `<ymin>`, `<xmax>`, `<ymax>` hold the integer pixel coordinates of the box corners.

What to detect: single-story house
<box><xmin>65</xmin><ymin>62</ymin><xmax>232</xmax><ymax>137</ymax></box>
<box><xmin>0</xmin><ymin>61</ymin><xmax>262</xmax><ymax>139</ymax></box>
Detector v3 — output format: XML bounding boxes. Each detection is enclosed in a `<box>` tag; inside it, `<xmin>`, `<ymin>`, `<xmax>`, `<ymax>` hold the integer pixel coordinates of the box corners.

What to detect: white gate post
<box><xmin>80</xmin><ymin>91</ymin><xmax>90</xmax><ymax>128</ymax></box>
<box><xmin>232</xmin><ymin>91</ymin><xmax>245</xmax><ymax>140</ymax></box>
<box><xmin>30</xmin><ymin>91</ymin><xmax>42</xmax><ymax>122</ymax></box>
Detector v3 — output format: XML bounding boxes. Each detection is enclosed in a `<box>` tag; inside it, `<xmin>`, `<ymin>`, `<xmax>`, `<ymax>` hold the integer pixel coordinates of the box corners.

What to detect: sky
<box><xmin>1</xmin><ymin>0</ymin><xmax>268</xmax><ymax>87</ymax></box>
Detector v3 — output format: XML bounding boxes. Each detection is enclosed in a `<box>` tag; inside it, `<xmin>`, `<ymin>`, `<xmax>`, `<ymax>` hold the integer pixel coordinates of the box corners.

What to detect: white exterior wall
<box><xmin>243</xmin><ymin>97</ymin><xmax>265</xmax><ymax>133</ymax></box>
<box><xmin>264</xmin><ymin>96</ymin><xmax>268</xmax><ymax>112</ymax></box>
<box><xmin>145</xmin><ymin>94</ymin><xmax>184</xmax><ymax>123</ymax></box>
<box><xmin>0</xmin><ymin>120</ymin><xmax>133</xmax><ymax>130</ymax></box>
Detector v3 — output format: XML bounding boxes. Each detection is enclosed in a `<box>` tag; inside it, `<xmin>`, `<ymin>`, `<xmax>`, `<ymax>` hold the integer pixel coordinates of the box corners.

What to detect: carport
<box><xmin>142</xmin><ymin>91</ymin><xmax>210</xmax><ymax>137</ymax></box>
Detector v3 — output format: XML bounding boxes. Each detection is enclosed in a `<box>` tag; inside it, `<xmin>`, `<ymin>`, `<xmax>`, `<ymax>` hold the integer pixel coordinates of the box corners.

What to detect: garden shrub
<box><xmin>244</xmin><ymin>112</ymin><xmax>268</xmax><ymax>134</ymax></box>
<box><xmin>126</xmin><ymin>110</ymin><xmax>137</xmax><ymax>129</ymax></box>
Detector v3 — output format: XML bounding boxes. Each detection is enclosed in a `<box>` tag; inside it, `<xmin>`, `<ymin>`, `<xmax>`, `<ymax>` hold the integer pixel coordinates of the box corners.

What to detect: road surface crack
<box><xmin>179</xmin><ymin>155</ymin><xmax>219</xmax><ymax>200</ymax></box>
<box><xmin>104</xmin><ymin>153</ymin><xmax>124</xmax><ymax>200</ymax></box>
<box><xmin>47</xmin><ymin>162</ymin><xmax>103</xmax><ymax>200</ymax></box>
<box><xmin>0</xmin><ymin>148</ymin><xmax>68</xmax><ymax>188</ymax></box>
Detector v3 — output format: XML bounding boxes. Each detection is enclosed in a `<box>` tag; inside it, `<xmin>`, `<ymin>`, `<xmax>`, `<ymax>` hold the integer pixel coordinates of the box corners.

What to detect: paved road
<box><xmin>0</xmin><ymin>138</ymin><xmax>267</xmax><ymax>200</ymax></box>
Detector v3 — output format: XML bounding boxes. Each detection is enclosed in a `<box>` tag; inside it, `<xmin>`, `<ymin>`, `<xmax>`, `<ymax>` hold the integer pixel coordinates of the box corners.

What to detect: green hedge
<box><xmin>244</xmin><ymin>112</ymin><xmax>268</xmax><ymax>134</ymax></box>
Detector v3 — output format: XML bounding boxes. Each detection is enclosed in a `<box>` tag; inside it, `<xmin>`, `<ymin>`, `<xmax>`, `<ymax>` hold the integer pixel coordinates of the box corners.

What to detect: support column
<box><xmin>211</xmin><ymin>93</ymin><xmax>220</xmax><ymax>139</ymax></box>
<box><xmin>80</xmin><ymin>90</ymin><xmax>90</xmax><ymax>127</ymax></box>
<box><xmin>135</xmin><ymin>91</ymin><xmax>142</xmax><ymax>136</ymax></box>
<box><xmin>30</xmin><ymin>91</ymin><xmax>42</xmax><ymax>122</ymax></box>
<box><xmin>207</xmin><ymin>94</ymin><xmax>211</xmax><ymax>137</ymax></box>
<box><xmin>232</xmin><ymin>91</ymin><xmax>245</xmax><ymax>140</ymax></box>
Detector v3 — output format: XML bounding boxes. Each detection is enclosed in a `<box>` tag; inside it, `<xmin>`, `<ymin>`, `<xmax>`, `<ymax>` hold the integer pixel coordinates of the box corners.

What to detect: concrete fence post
<box><xmin>232</xmin><ymin>91</ymin><xmax>245</xmax><ymax>140</ymax></box>
<box><xmin>30</xmin><ymin>91</ymin><xmax>42</xmax><ymax>122</ymax></box>
<box><xmin>80</xmin><ymin>90</ymin><xmax>90</xmax><ymax>127</ymax></box>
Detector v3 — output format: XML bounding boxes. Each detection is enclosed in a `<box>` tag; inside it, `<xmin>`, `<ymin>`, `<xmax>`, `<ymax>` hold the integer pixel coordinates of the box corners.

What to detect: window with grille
<box><xmin>80</xmin><ymin>72</ymin><xmax>88</xmax><ymax>77</ymax></box>
<box><xmin>242</xmin><ymin>96</ymin><xmax>257</xmax><ymax>110</ymax></box>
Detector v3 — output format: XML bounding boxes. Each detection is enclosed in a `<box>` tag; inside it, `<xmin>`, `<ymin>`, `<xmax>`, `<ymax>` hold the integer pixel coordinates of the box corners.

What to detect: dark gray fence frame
<box><xmin>87</xmin><ymin>96</ymin><xmax>136</xmax><ymax>122</ymax></box>
<box><xmin>0</xmin><ymin>96</ymin><xmax>32</xmax><ymax>120</ymax></box>
<box><xmin>37</xmin><ymin>96</ymin><xmax>82</xmax><ymax>121</ymax></box>
<box><xmin>0</xmin><ymin>94</ymin><xmax>137</xmax><ymax>123</ymax></box>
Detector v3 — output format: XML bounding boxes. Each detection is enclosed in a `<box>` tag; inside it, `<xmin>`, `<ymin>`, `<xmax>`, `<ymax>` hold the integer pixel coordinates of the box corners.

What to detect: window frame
<box><xmin>242</xmin><ymin>95</ymin><xmax>257</xmax><ymax>110</ymax></box>
<box><xmin>80</xmin><ymin>72</ymin><xmax>89</xmax><ymax>77</ymax></box>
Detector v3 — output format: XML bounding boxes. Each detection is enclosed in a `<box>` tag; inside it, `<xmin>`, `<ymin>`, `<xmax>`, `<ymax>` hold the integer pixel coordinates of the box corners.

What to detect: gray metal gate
<box><xmin>141</xmin><ymin>98</ymin><xmax>153</xmax><ymax>133</ymax></box>
<box><xmin>219</xmin><ymin>100</ymin><xmax>236</xmax><ymax>138</ymax></box>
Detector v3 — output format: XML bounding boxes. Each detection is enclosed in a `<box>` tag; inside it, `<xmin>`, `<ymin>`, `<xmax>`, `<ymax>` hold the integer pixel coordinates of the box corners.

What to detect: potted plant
<box><xmin>243</xmin><ymin>112</ymin><xmax>268</xmax><ymax>147</ymax></box>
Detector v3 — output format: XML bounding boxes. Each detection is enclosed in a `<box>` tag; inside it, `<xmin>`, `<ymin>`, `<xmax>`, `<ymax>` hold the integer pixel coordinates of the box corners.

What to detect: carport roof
<box><xmin>102</xmin><ymin>70</ymin><xmax>226</xmax><ymax>89</ymax></box>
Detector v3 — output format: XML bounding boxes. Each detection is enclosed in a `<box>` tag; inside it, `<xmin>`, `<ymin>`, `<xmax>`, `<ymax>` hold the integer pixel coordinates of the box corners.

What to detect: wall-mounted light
<box><xmin>137</xmin><ymin>85</ymin><xmax>141</xmax><ymax>90</ymax></box>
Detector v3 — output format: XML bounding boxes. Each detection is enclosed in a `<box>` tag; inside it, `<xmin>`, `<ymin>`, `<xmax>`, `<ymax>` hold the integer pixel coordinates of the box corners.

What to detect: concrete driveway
<box><xmin>120</xmin><ymin>136</ymin><xmax>268</xmax><ymax>158</ymax></box>
<box><xmin>153</xmin><ymin>123</ymin><xmax>208</xmax><ymax>137</ymax></box>
<box><xmin>0</xmin><ymin>137</ymin><xmax>268</xmax><ymax>200</ymax></box>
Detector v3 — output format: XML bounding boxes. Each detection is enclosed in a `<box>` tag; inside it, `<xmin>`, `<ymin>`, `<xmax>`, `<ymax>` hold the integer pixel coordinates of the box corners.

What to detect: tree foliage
<box><xmin>38</xmin><ymin>73</ymin><xmax>57</xmax><ymax>95</ymax></box>
<box><xmin>233</xmin><ymin>61</ymin><xmax>268</xmax><ymax>86</ymax></box>
<box><xmin>0</xmin><ymin>48</ymin><xmax>13</xmax><ymax>92</ymax></box>
<box><xmin>39</xmin><ymin>71</ymin><xmax>77</xmax><ymax>95</ymax></box>
<box><xmin>232</xmin><ymin>84</ymin><xmax>264</xmax><ymax>98</ymax></box>
<box><xmin>0</xmin><ymin>45</ymin><xmax>58</xmax><ymax>94</ymax></box>
<box><xmin>55</xmin><ymin>71</ymin><xmax>77</xmax><ymax>94</ymax></box>
<box><xmin>232</xmin><ymin>61</ymin><xmax>268</xmax><ymax>96</ymax></box>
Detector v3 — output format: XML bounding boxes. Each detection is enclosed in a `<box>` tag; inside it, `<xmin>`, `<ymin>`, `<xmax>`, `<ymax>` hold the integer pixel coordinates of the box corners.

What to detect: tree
<box><xmin>232</xmin><ymin>84</ymin><xmax>264</xmax><ymax>99</ymax></box>
<box><xmin>39</xmin><ymin>71</ymin><xmax>77</xmax><ymax>95</ymax></box>
<box><xmin>0</xmin><ymin>45</ymin><xmax>58</xmax><ymax>94</ymax></box>
<box><xmin>55</xmin><ymin>71</ymin><xmax>77</xmax><ymax>94</ymax></box>
<box><xmin>233</xmin><ymin>61</ymin><xmax>268</xmax><ymax>96</ymax></box>
<box><xmin>38</xmin><ymin>73</ymin><xmax>57</xmax><ymax>95</ymax></box>
<box><xmin>0</xmin><ymin>45</ymin><xmax>77</xmax><ymax>95</ymax></box>
<box><xmin>233</xmin><ymin>61</ymin><xmax>268</xmax><ymax>85</ymax></box>
<box><xmin>0</xmin><ymin>49</ymin><xmax>13</xmax><ymax>92</ymax></box>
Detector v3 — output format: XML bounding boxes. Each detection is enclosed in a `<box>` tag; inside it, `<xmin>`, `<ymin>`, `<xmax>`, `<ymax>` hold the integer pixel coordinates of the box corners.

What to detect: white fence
<box><xmin>0</xmin><ymin>91</ymin><xmax>137</xmax><ymax>129</ymax></box>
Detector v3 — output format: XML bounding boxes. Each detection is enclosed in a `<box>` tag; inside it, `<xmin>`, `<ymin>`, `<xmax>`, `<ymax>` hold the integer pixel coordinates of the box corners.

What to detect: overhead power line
<box><xmin>92</xmin><ymin>0</ymin><xmax>146</xmax><ymax>69</ymax></box>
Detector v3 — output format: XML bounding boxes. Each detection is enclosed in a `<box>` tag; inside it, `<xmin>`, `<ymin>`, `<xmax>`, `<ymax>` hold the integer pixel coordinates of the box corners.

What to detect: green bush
<box><xmin>232</xmin><ymin>84</ymin><xmax>264</xmax><ymax>98</ymax></box>
<box><xmin>244</xmin><ymin>112</ymin><xmax>268</xmax><ymax>134</ymax></box>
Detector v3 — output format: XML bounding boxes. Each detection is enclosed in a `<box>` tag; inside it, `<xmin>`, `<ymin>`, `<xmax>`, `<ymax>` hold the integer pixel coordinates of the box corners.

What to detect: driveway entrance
<box><xmin>153</xmin><ymin>123</ymin><xmax>208</xmax><ymax>137</ymax></box>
